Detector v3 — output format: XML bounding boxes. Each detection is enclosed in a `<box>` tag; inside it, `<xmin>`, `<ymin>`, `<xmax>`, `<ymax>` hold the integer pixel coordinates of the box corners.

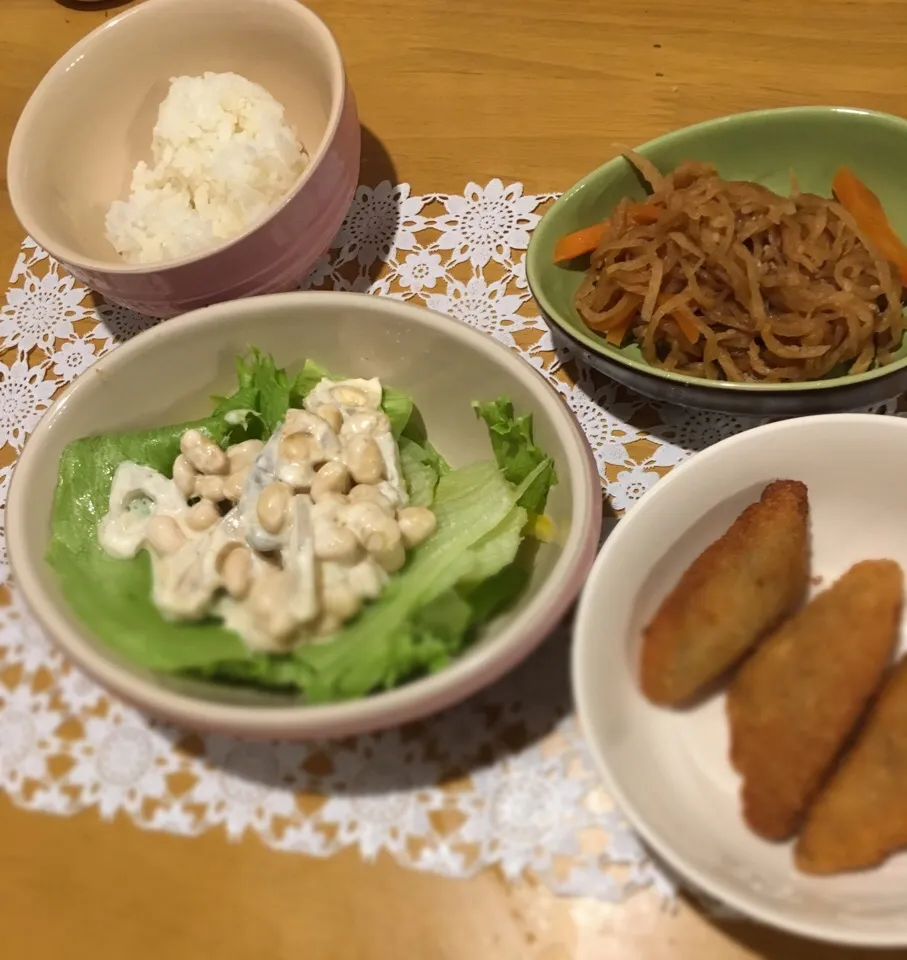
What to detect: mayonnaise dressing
<box><xmin>98</xmin><ymin>463</ymin><xmax>186</xmax><ymax>559</ymax></box>
<box><xmin>97</xmin><ymin>377</ymin><xmax>437</xmax><ymax>654</ymax></box>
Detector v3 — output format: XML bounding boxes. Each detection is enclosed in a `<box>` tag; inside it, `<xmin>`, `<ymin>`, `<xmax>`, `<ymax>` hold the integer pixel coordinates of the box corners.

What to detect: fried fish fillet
<box><xmin>727</xmin><ymin>559</ymin><xmax>903</xmax><ymax>843</ymax></box>
<box><xmin>796</xmin><ymin>655</ymin><xmax>907</xmax><ymax>875</ymax></box>
<box><xmin>640</xmin><ymin>479</ymin><xmax>809</xmax><ymax>705</ymax></box>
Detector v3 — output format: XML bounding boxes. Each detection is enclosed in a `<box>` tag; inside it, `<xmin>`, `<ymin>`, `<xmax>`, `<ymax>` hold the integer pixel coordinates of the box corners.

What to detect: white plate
<box><xmin>572</xmin><ymin>414</ymin><xmax>907</xmax><ymax>947</ymax></box>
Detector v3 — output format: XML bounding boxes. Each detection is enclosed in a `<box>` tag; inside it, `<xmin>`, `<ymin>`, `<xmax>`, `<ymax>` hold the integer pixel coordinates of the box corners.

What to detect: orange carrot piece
<box><xmin>626</xmin><ymin>202</ymin><xmax>662</xmax><ymax>224</ymax></box>
<box><xmin>552</xmin><ymin>223</ymin><xmax>607</xmax><ymax>263</ymax></box>
<box><xmin>552</xmin><ymin>202</ymin><xmax>663</xmax><ymax>264</ymax></box>
<box><xmin>832</xmin><ymin>167</ymin><xmax>907</xmax><ymax>284</ymax></box>
<box><xmin>605</xmin><ymin>315</ymin><xmax>635</xmax><ymax>346</ymax></box>
<box><xmin>673</xmin><ymin>307</ymin><xmax>701</xmax><ymax>344</ymax></box>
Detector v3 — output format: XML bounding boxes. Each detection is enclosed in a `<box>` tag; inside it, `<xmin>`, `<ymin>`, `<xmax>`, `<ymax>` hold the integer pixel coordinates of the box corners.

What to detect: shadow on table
<box><xmin>187</xmin><ymin>622</ymin><xmax>575</xmax><ymax>797</ymax></box>
<box><xmin>88</xmin><ymin>295</ymin><xmax>160</xmax><ymax>344</ymax></box>
<box><xmin>302</xmin><ymin>124</ymin><xmax>401</xmax><ymax>294</ymax></box>
<box><xmin>359</xmin><ymin>125</ymin><xmax>398</xmax><ymax>191</ymax></box>
<box><xmin>156</xmin><ymin>509</ymin><xmax>619</xmax><ymax>798</ymax></box>
<box><xmin>644</xmin><ymin>413</ymin><xmax>765</xmax><ymax>455</ymax></box>
<box><xmin>548</xmin><ymin>329</ymin><xmax>771</xmax><ymax>455</ymax></box>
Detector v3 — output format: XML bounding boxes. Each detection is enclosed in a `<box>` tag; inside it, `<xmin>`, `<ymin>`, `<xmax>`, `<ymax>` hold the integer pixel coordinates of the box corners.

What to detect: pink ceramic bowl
<box><xmin>7</xmin><ymin>0</ymin><xmax>360</xmax><ymax>319</ymax></box>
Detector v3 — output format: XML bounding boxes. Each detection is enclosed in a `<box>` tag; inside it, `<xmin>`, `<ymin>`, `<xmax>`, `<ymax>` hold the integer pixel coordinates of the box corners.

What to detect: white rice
<box><xmin>105</xmin><ymin>72</ymin><xmax>308</xmax><ymax>265</ymax></box>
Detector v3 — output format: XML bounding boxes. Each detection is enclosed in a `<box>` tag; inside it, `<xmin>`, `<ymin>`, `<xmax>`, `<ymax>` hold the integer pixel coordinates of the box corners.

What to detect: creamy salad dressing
<box><xmin>97</xmin><ymin>377</ymin><xmax>437</xmax><ymax>653</ymax></box>
<box><xmin>99</xmin><ymin>463</ymin><xmax>187</xmax><ymax>559</ymax></box>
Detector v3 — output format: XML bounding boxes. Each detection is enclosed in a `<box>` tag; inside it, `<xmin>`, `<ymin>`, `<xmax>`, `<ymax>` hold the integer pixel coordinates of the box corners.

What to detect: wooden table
<box><xmin>0</xmin><ymin>1</ymin><xmax>905</xmax><ymax>957</ymax></box>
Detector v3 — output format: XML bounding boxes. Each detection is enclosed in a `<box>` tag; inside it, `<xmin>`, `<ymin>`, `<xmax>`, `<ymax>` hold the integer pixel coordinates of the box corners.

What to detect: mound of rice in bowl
<box><xmin>105</xmin><ymin>72</ymin><xmax>309</xmax><ymax>265</ymax></box>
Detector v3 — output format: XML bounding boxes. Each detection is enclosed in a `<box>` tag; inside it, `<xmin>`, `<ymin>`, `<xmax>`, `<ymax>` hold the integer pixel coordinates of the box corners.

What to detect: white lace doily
<box><xmin>0</xmin><ymin>181</ymin><xmax>898</xmax><ymax>901</ymax></box>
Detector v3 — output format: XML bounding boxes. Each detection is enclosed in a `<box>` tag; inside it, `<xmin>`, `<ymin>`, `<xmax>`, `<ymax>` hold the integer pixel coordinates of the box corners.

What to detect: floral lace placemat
<box><xmin>1</xmin><ymin>181</ymin><xmax>899</xmax><ymax>901</ymax></box>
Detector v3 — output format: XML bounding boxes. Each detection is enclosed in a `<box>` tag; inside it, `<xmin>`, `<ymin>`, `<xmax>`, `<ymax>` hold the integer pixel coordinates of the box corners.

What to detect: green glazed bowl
<box><xmin>527</xmin><ymin>106</ymin><xmax>907</xmax><ymax>415</ymax></box>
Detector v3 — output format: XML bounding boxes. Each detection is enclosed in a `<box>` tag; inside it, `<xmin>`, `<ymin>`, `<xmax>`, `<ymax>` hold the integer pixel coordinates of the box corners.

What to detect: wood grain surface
<box><xmin>1</xmin><ymin>1</ymin><xmax>906</xmax><ymax>957</ymax></box>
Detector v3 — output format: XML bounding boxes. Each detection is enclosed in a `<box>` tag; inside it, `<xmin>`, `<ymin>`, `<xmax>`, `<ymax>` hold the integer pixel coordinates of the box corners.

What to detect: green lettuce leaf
<box><xmin>461</xmin><ymin>562</ymin><xmax>531</xmax><ymax>625</ymax></box>
<box><xmin>399</xmin><ymin>437</ymin><xmax>443</xmax><ymax>507</ymax></box>
<box><xmin>456</xmin><ymin>506</ymin><xmax>527</xmax><ymax>588</ymax></box>
<box><xmin>46</xmin><ymin>415</ymin><xmax>252</xmax><ymax>672</ymax></box>
<box><xmin>473</xmin><ymin>397</ymin><xmax>557</xmax><ymax>514</ymax></box>
<box><xmin>199</xmin><ymin>459</ymin><xmax>546</xmax><ymax>701</ymax></box>
<box><xmin>211</xmin><ymin>348</ymin><xmax>295</xmax><ymax>436</ymax></box>
<box><xmin>280</xmin><ymin>459</ymin><xmax>546</xmax><ymax>702</ymax></box>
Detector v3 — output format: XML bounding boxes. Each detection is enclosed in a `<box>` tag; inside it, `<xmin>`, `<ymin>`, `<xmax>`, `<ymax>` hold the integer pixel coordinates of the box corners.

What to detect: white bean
<box><xmin>185</xmin><ymin>499</ymin><xmax>220</xmax><ymax>532</ymax></box>
<box><xmin>222</xmin><ymin>468</ymin><xmax>249</xmax><ymax>502</ymax></box>
<box><xmin>314</xmin><ymin>523</ymin><xmax>360</xmax><ymax>563</ymax></box>
<box><xmin>311</xmin><ymin>461</ymin><xmax>351</xmax><ymax>502</ymax></box>
<box><xmin>196</xmin><ymin>475</ymin><xmax>225</xmax><ymax>502</ymax></box>
<box><xmin>345</xmin><ymin>411</ymin><xmax>391</xmax><ymax>437</ymax></box>
<box><xmin>227</xmin><ymin>439</ymin><xmax>264</xmax><ymax>472</ymax></box>
<box><xmin>318</xmin><ymin>613</ymin><xmax>342</xmax><ymax>637</ymax></box>
<box><xmin>397</xmin><ymin>507</ymin><xmax>437</xmax><ymax>549</ymax></box>
<box><xmin>280</xmin><ymin>433</ymin><xmax>314</xmax><ymax>466</ymax></box>
<box><xmin>375</xmin><ymin>540</ymin><xmax>406</xmax><ymax>574</ymax></box>
<box><xmin>180</xmin><ymin>429</ymin><xmax>228</xmax><ymax>475</ymax></box>
<box><xmin>347</xmin><ymin>501</ymin><xmax>401</xmax><ymax>556</ymax></box>
<box><xmin>249</xmin><ymin>571</ymin><xmax>296</xmax><ymax>641</ymax></box>
<box><xmin>348</xmin><ymin>484</ymin><xmax>394</xmax><ymax>515</ymax></box>
<box><xmin>146</xmin><ymin>515</ymin><xmax>185</xmax><ymax>554</ymax></box>
<box><xmin>172</xmin><ymin>455</ymin><xmax>198</xmax><ymax>498</ymax></box>
<box><xmin>268</xmin><ymin>613</ymin><xmax>298</xmax><ymax>642</ymax></box>
<box><xmin>315</xmin><ymin>491</ymin><xmax>349</xmax><ymax>511</ymax></box>
<box><xmin>348</xmin><ymin>561</ymin><xmax>386</xmax><ymax>599</ymax></box>
<box><xmin>332</xmin><ymin>386</ymin><xmax>367</xmax><ymax>406</ymax></box>
<box><xmin>345</xmin><ymin>437</ymin><xmax>385</xmax><ymax>485</ymax></box>
<box><xmin>316</xmin><ymin>404</ymin><xmax>343</xmax><ymax>434</ymax></box>
<box><xmin>257</xmin><ymin>481</ymin><xmax>292</xmax><ymax>534</ymax></box>
<box><xmin>221</xmin><ymin>546</ymin><xmax>252</xmax><ymax>599</ymax></box>
<box><xmin>322</xmin><ymin>582</ymin><xmax>362</xmax><ymax>621</ymax></box>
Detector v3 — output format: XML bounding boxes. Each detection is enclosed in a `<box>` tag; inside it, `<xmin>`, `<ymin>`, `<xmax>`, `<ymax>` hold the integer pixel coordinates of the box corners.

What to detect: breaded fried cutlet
<box><xmin>640</xmin><ymin>479</ymin><xmax>809</xmax><ymax>706</ymax></box>
<box><xmin>727</xmin><ymin>559</ymin><xmax>903</xmax><ymax>843</ymax></box>
<box><xmin>796</xmin><ymin>655</ymin><xmax>907</xmax><ymax>876</ymax></box>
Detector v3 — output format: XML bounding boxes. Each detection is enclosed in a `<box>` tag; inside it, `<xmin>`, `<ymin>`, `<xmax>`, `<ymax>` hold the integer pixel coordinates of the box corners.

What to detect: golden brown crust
<box><xmin>640</xmin><ymin>479</ymin><xmax>810</xmax><ymax>705</ymax></box>
<box><xmin>796</xmin><ymin>654</ymin><xmax>907</xmax><ymax>875</ymax></box>
<box><xmin>727</xmin><ymin>559</ymin><xmax>903</xmax><ymax>843</ymax></box>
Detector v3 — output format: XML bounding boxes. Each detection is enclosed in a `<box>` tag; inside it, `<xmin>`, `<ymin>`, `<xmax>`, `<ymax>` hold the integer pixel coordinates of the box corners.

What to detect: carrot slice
<box><xmin>673</xmin><ymin>307</ymin><xmax>701</xmax><ymax>344</ymax></box>
<box><xmin>552</xmin><ymin>223</ymin><xmax>607</xmax><ymax>263</ymax></box>
<box><xmin>552</xmin><ymin>202</ymin><xmax>663</xmax><ymax>264</ymax></box>
<box><xmin>832</xmin><ymin>167</ymin><xmax>907</xmax><ymax>284</ymax></box>
<box><xmin>605</xmin><ymin>314</ymin><xmax>635</xmax><ymax>346</ymax></box>
<box><xmin>626</xmin><ymin>202</ymin><xmax>662</xmax><ymax>224</ymax></box>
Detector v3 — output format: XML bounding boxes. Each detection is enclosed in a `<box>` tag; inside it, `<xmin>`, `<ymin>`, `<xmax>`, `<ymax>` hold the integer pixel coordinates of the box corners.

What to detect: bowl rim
<box><xmin>8</xmin><ymin>290</ymin><xmax>602</xmax><ymax>739</ymax></box>
<box><xmin>572</xmin><ymin>411</ymin><xmax>907</xmax><ymax>947</ymax></box>
<box><xmin>526</xmin><ymin>105</ymin><xmax>907</xmax><ymax>395</ymax></box>
<box><xmin>6</xmin><ymin>0</ymin><xmax>348</xmax><ymax>276</ymax></box>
